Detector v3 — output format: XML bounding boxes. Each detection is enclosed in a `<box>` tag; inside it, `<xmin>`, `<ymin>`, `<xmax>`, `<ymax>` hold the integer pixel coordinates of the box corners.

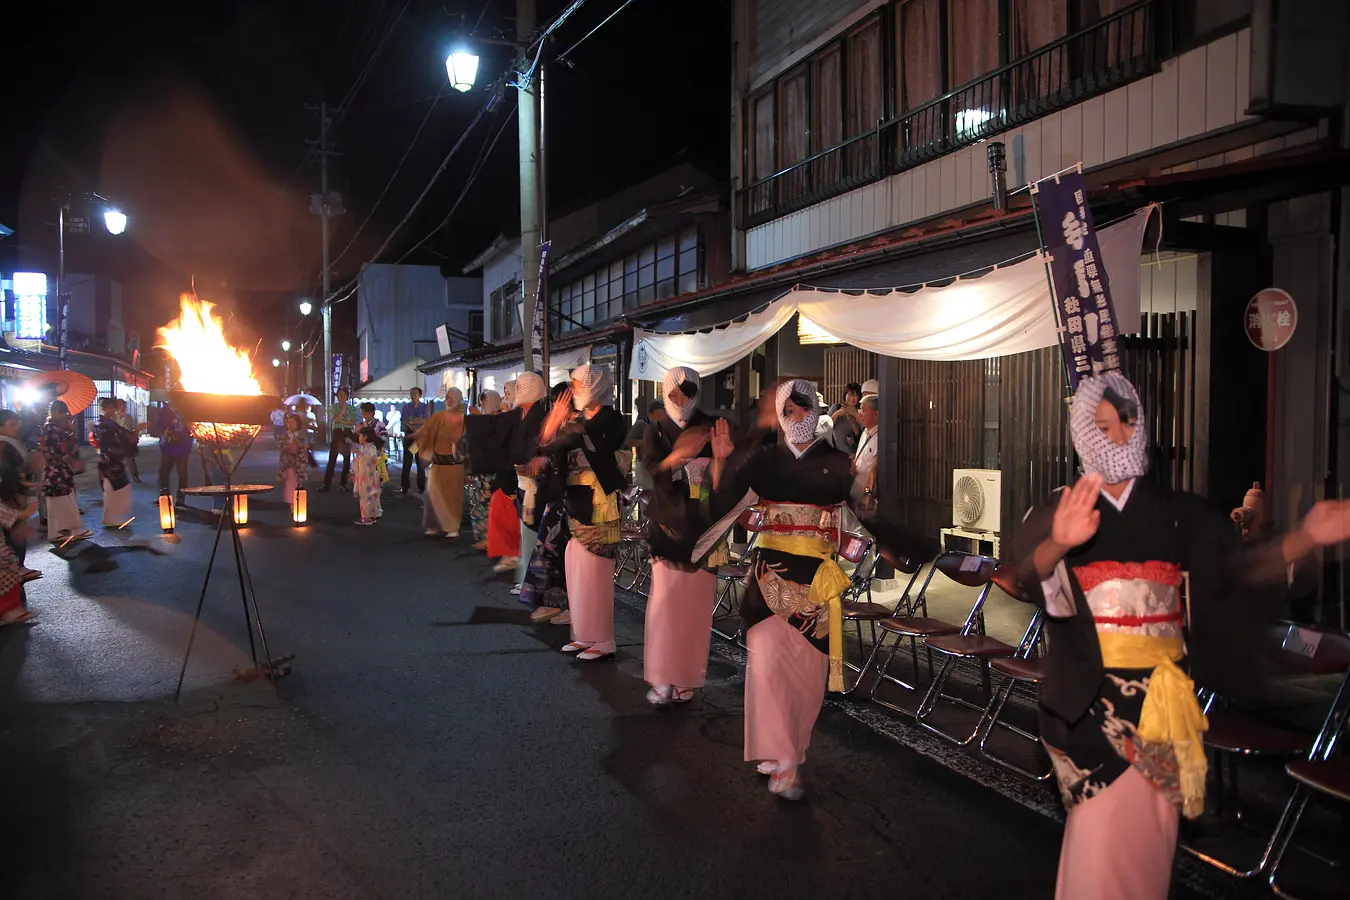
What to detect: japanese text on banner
<box><xmin>1034</xmin><ymin>171</ymin><xmax>1122</xmax><ymax>390</ymax></box>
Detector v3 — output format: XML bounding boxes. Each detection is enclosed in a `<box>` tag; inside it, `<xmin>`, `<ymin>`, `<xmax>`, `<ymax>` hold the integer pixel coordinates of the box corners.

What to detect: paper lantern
<box><xmin>233</xmin><ymin>494</ymin><xmax>248</xmax><ymax>526</ymax></box>
<box><xmin>159</xmin><ymin>491</ymin><xmax>176</xmax><ymax>533</ymax></box>
<box><xmin>293</xmin><ymin>489</ymin><xmax>308</xmax><ymax>525</ymax></box>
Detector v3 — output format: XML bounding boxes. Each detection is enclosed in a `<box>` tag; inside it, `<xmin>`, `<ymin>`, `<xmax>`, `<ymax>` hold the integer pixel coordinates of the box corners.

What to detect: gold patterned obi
<box><xmin>759</xmin><ymin>502</ymin><xmax>841</xmax><ymax>543</ymax></box>
<box><xmin>567</xmin><ymin>469</ymin><xmax>619</xmax><ymax>524</ymax></box>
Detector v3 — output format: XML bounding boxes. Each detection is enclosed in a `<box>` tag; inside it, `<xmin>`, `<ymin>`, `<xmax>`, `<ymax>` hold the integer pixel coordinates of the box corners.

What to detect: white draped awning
<box><xmin>475</xmin><ymin>345</ymin><xmax>592</xmax><ymax>394</ymax></box>
<box><xmin>629</xmin><ymin>207</ymin><xmax>1152</xmax><ymax>382</ymax></box>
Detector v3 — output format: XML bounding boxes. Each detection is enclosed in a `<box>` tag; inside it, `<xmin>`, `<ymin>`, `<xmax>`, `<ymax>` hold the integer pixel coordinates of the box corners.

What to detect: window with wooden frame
<box><xmin>948</xmin><ymin>0</ymin><xmax>1001</xmax><ymax>138</ymax></box>
<box><xmin>1011</xmin><ymin>0</ymin><xmax>1069</xmax><ymax>106</ymax></box>
<box><xmin>846</xmin><ymin>16</ymin><xmax>884</xmax><ymax>178</ymax></box>
<box><xmin>812</xmin><ymin>45</ymin><xmax>844</xmax><ymax>188</ymax></box>
<box><xmin>897</xmin><ymin>0</ymin><xmax>943</xmax><ymax>152</ymax></box>
<box><xmin>777</xmin><ymin>66</ymin><xmax>810</xmax><ymax>198</ymax></box>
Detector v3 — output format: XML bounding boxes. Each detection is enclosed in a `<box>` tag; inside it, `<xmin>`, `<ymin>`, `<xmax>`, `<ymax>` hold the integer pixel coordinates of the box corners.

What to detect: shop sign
<box><xmin>13</xmin><ymin>271</ymin><xmax>48</xmax><ymax>341</ymax></box>
<box><xmin>1033</xmin><ymin>171</ymin><xmax>1122</xmax><ymax>391</ymax></box>
<box><xmin>1245</xmin><ymin>288</ymin><xmax>1297</xmax><ymax>352</ymax></box>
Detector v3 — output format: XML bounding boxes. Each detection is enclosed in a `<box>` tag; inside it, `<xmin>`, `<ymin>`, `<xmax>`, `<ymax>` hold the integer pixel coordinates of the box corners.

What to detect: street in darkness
<box><xmin>0</xmin><ymin>447</ymin><xmax>1249</xmax><ymax>900</ymax></box>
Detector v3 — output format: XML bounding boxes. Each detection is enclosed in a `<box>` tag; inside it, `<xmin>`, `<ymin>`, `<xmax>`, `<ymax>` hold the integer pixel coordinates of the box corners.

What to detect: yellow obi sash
<box><xmin>567</xmin><ymin>469</ymin><xmax>620</xmax><ymax>523</ymax></box>
<box><xmin>755</xmin><ymin>532</ymin><xmax>851</xmax><ymax>694</ymax></box>
<box><xmin>1097</xmin><ymin>632</ymin><xmax>1209</xmax><ymax>819</ymax></box>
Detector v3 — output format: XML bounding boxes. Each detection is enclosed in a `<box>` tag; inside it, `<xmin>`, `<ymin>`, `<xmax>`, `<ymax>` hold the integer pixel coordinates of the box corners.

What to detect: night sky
<box><xmin>0</xmin><ymin>0</ymin><xmax>730</xmax><ymax>356</ymax></box>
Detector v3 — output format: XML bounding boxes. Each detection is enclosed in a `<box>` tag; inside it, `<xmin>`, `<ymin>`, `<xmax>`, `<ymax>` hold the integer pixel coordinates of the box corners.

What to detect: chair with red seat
<box><xmin>845</xmin><ymin>544</ymin><xmax>935</xmax><ymax>697</ymax></box>
<box><xmin>864</xmin><ymin>551</ymin><xmax>1000</xmax><ymax>715</ymax></box>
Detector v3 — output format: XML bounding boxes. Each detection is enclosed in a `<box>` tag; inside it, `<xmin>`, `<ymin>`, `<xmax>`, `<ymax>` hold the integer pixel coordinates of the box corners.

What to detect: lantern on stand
<box><xmin>293</xmin><ymin>488</ymin><xmax>308</xmax><ymax>525</ymax></box>
<box><xmin>159</xmin><ymin>490</ymin><xmax>176</xmax><ymax>534</ymax></box>
<box><xmin>233</xmin><ymin>494</ymin><xmax>249</xmax><ymax>526</ymax></box>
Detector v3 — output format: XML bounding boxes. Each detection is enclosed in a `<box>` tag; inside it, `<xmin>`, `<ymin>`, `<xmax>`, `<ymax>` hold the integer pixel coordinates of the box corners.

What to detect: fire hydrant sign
<box><xmin>1033</xmin><ymin>170</ymin><xmax>1122</xmax><ymax>391</ymax></box>
<box><xmin>1245</xmin><ymin>288</ymin><xmax>1297</xmax><ymax>352</ymax></box>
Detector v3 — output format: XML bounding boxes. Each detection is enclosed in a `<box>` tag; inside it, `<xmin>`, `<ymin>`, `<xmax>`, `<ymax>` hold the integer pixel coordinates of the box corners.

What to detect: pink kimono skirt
<box><xmin>744</xmin><ymin>613</ymin><xmax>828</xmax><ymax>768</ymax></box>
<box><xmin>643</xmin><ymin>562</ymin><xmax>717</xmax><ymax>689</ymax></box>
<box><xmin>1055</xmin><ymin>765</ymin><xmax>1179</xmax><ymax>900</ymax></box>
<box><xmin>565</xmin><ymin>539</ymin><xmax>614</xmax><ymax>647</ymax></box>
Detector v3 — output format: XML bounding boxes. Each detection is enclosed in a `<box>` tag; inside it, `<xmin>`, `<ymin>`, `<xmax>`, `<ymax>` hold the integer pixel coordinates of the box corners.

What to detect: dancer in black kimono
<box><xmin>1012</xmin><ymin>371</ymin><xmax>1350</xmax><ymax>900</ymax></box>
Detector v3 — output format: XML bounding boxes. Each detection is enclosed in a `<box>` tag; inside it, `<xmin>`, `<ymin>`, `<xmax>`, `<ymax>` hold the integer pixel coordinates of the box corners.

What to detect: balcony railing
<box><xmin>739</xmin><ymin>0</ymin><xmax>1157</xmax><ymax>230</ymax></box>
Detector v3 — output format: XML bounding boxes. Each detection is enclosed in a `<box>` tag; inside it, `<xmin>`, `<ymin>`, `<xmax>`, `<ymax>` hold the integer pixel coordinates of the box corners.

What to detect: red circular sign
<box><xmin>1245</xmin><ymin>288</ymin><xmax>1297</xmax><ymax>352</ymax></box>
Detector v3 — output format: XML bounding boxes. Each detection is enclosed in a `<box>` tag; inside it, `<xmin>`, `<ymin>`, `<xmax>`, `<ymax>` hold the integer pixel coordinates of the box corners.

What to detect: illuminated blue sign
<box><xmin>12</xmin><ymin>272</ymin><xmax>48</xmax><ymax>341</ymax></box>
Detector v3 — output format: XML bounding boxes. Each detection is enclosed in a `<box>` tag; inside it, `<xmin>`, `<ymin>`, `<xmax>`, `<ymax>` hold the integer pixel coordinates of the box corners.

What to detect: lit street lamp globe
<box><xmin>281</xmin><ymin>340</ymin><xmax>291</xmax><ymax>352</ymax></box>
<box><xmin>272</xmin><ymin>358</ymin><xmax>281</xmax><ymax>368</ymax></box>
<box><xmin>103</xmin><ymin>210</ymin><xmax>128</xmax><ymax>235</ymax></box>
<box><xmin>298</xmin><ymin>300</ymin><xmax>313</xmax><ymax>316</ymax></box>
<box><xmin>446</xmin><ymin>51</ymin><xmax>478</xmax><ymax>93</ymax></box>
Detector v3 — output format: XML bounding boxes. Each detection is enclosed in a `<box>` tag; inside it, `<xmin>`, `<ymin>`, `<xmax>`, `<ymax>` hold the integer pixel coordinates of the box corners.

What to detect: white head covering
<box><xmin>502</xmin><ymin>380</ymin><xmax>517</xmax><ymax>409</ymax></box>
<box><xmin>570</xmin><ymin>364</ymin><xmax>613</xmax><ymax>410</ymax></box>
<box><xmin>1070</xmin><ymin>372</ymin><xmax>1149</xmax><ymax>484</ymax></box>
<box><xmin>515</xmin><ymin>372</ymin><xmax>547</xmax><ymax>406</ymax></box>
<box><xmin>776</xmin><ymin>378</ymin><xmax>819</xmax><ymax>446</ymax></box>
<box><xmin>480</xmin><ymin>390</ymin><xmax>502</xmax><ymax>414</ymax></box>
<box><xmin>861</xmin><ymin>379</ymin><xmax>879</xmax><ymax>396</ymax></box>
<box><xmin>662</xmin><ymin>366</ymin><xmax>699</xmax><ymax>427</ymax></box>
<box><xmin>445</xmin><ymin>387</ymin><xmax>464</xmax><ymax>414</ymax></box>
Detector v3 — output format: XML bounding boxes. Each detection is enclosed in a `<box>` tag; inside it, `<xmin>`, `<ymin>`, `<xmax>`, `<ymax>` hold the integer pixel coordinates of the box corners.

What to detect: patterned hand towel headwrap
<box><xmin>480</xmin><ymin>390</ymin><xmax>502</xmax><ymax>414</ymax></box>
<box><xmin>515</xmin><ymin>372</ymin><xmax>547</xmax><ymax>406</ymax></box>
<box><xmin>1070</xmin><ymin>372</ymin><xmax>1149</xmax><ymax>484</ymax></box>
<box><xmin>571</xmin><ymin>364</ymin><xmax>613</xmax><ymax>410</ymax></box>
<box><xmin>662</xmin><ymin>366</ymin><xmax>699</xmax><ymax>427</ymax></box>
<box><xmin>777</xmin><ymin>379</ymin><xmax>819</xmax><ymax>446</ymax></box>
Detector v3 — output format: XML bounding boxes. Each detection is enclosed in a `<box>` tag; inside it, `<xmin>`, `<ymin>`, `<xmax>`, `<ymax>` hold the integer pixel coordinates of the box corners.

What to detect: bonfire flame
<box><xmin>156</xmin><ymin>295</ymin><xmax>262</xmax><ymax>395</ymax></box>
<box><xmin>157</xmin><ymin>295</ymin><xmax>263</xmax><ymax>446</ymax></box>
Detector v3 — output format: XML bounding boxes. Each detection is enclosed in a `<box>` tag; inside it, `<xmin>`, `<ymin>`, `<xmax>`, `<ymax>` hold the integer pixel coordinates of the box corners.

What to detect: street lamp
<box><xmin>103</xmin><ymin>209</ymin><xmax>128</xmax><ymax>235</ymax></box>
<box><xmin>298</xmin><ymin>300</ymin><xmax>313</xmax><ymax>316</ymax></box>
<box><xmin>281</xmin><ymin>340</ymin><xmax>291</xmax><ymax>352</ymax></box>
<box><xmin>446</xmin><ymin>51</ymin><xmax>479</xmax><ymax>92</ymax></box>
<box><xmin>272</xmin><ymin>358</ymin><xmax>281</xmax><ymax>367</ymax></box>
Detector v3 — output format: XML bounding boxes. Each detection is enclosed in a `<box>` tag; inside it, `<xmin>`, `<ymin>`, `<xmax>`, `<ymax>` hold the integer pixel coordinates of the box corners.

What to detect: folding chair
<box><xmin>837</xmin><ymin>531</ymin><xmax>883</xmax><ymax>693</ymax></box>
<box><xmin>973</xmin><ymin>567</ymin><xmax>1051</xmax><ymax>776</ymax></box>
<box><xmin>916</xmin><ymin>565</ymin><xmax>1043</xmax><ymax>745</ymax></box>
<box><xmin>614</xmin><ymin>488</ymin><xmax>648</xmax><ymax>592</ymax></box>
<box><xmin>1267</xmin><ymin>641</ymin><xmax>1350</xmax><ymax>898</ymax></box>
<box><xmin>1182</xmin><ymin>623</ymin><xmax>1350</xmax><ymax>880</ymax></box>
<box><xmin>711</xmin><ymin>505</ymin><xmax>763</xmax><ymax>642</ymax></box>
<box><xmin>865</xmin><ymin>552</ymin><xmax>1000</xmax><ymax>715</ymax></box>
<box><xmin>844</xmin><ymin>544</ymin><xmax>934</xmax><ymax>697</ymax></box>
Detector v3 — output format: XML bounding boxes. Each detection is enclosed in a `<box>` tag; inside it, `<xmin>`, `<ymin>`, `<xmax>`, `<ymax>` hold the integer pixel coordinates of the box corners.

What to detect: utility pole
<box><xmin>307</xmin><ymin>102</ymin><xmax>343</xmax><ymax>407</ymax></box>
<box><xmin>537</xmin><ymin>57</ymin><xmax>550</xmax><ymax>377</ymax></box>
<box><xmin>517</xmin><ymin>0</ymin><xmax>540</xmax><ymax>371</ymax></box>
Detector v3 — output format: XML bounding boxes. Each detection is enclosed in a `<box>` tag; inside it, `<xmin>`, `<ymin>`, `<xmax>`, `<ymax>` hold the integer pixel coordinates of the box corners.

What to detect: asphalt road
<box><xmin>0</xmin><ymin>444</ymin><xmax>1254</xmax><ymax>900</ymax></box>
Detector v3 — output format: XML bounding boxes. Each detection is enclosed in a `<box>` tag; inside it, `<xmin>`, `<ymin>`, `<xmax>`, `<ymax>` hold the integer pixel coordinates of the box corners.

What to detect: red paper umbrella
<box><xmin>24</xmin><ymin>370</ymin><xmax>100</xmax><ymax>415</ymax></box>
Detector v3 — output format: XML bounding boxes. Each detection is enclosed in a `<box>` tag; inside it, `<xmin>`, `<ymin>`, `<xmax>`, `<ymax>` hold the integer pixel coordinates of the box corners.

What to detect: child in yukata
<box><xmin>0</xmin><ymin>463</ymin><xmax>39</xmax><ymax>624</ymax></box>
<box><xmin>352</xmin><ymin>422</ymin><xmax>385</xmax><ymax>526</ymax></box>
<box><xmin>277</xmin><ymin>414</ymin><xmax>313</xmax><ymax>516</ymax></box>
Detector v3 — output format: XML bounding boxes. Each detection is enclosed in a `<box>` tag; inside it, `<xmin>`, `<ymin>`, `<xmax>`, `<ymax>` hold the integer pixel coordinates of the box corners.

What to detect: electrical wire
<box><xmin>323</xmin><ymin>100</ymin><xmax>497</xmax><ymax>304</ymax></box>
<box><xmin>555</xmin><ymin>0</ymin><xmax>641</xmax><ymax>63</ymax></box>
<box><xmin>396</xmin><ymin>99</ymin><xmax>518</xmax><ymax>263</ymax></box>
<box><xmin>332</xmin><ymin>0</ymin><xmax>412</xmax><ymax>124</ymax></box>
<box><xmin>328</xmin><ymin>84</ymin><xmax>448</xmax><ymax>269</ymax></box>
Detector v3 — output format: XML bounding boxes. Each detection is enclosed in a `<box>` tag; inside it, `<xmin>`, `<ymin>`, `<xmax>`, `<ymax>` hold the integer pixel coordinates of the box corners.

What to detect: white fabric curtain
<box><xmin>630</xmin><ymin>207</ymin><xmax>1152</xmax><ymax>382</ymax></box>
<box><xmin>476</xmin><ymin>345</ymin><xmax>591</xmax><ymax>393</ymax></box>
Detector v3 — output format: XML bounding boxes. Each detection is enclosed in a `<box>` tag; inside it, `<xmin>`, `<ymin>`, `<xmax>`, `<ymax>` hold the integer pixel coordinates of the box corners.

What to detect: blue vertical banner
<box><xmin>332</xmin><ymin>353</ymin><xmax>344</xmax><ymax>398</ymax></box>
<box><xmin>1033</xmin><ymin>171</ymin><xmax>1122</xmax><ymax>390</ymax></box>
<box><xmin>530</xmin><ymin>239</ymin><xmax>551</xmax><ymax>373</ymax></box>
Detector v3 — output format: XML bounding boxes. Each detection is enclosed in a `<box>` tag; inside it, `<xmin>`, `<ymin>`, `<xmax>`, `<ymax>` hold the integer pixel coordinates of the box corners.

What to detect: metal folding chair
<box><xmin>711</xmin><ymin>505</ymin><xmax>763</xmax><ymax>642</ymax></box>
<box><xmin>614</xmin><ymin>488</ymin><xmax>650</xmax><ymax>593</ymax></box>
<box><xmin>837</xmin><ymin>531</ymin><xmax>884</xmax><ymax>693</ymax></box>
<box><xmin>1182</xmin><ymin>623</ymin><xmax>1350</xmax><ymax>881</ymax></box>
<box><xmin>865</xmin><ymin>552</ymin><xmax>1000</xmax><ymax>714</ymax></box>
<box><xmin>914</xmin><ymin>565</ymin><xmax>1042</xmax><ymax>744</ymax></box>
<box><xmin>970</xmin><ymin>567</ymin><xmax>1051</xmax><ymax>774</ymax></box>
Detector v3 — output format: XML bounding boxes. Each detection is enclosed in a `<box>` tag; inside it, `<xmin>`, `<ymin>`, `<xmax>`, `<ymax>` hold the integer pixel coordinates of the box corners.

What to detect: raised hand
<box><xmin>541</xmin><ymin>390</ymin><xmax>573</xmax><ymax>443</ymax></box>
<box><xmin>710</xmin><ymin>419</ymin><xmax>735</xmax><ymax>460</ymax></box>
<box><xmin>1300</xmin><ymin>498</ymin><xmax>1350</xmax><ymax>547</ymax></box>
<box><xmin>662</xmin><ymin>425</ymin><xmax>711</xmax><ymax>471</ymax></box>
<box><xmin>1051</xmin><ymin>473</ymin><xmax>1103</xmax><ymax>550</ymax></box>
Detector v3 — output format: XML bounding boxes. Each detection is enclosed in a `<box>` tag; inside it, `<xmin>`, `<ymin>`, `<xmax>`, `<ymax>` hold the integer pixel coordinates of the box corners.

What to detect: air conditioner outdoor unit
<box><xmin>952</xmin><ymin>468</ymin><xmax>1002</xmax><ymax>534</ymax></box>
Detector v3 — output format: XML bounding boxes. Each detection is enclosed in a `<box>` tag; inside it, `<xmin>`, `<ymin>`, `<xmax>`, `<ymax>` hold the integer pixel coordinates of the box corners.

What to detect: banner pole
<box><xmin>1029</xmin><ymin>183</ymin><xmax>1074</xmax><ymax>397</ymax></box>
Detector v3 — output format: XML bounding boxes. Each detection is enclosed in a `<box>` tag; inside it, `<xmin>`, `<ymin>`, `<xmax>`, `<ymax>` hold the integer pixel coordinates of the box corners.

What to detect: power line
<box><xmin>555</xmin><ymin>0</ymin><xmax>642</xmax><ymax>63</ymax></box>
<box><xmin>332</xmin><ymin>0</ymin><xmax>412</xmax><ymax>124</ymax></box>
<box><xmin>397</xmin><ymin>100</ymin><xmax>518</xmax><ymax>263</ymax></box>
<box><xmin>328</xmin><ymin>84</ymin><xmax>448</xmax><ymax>269</ymax></box>
<box><xmin>324</xmin><ymin>99</ymin><xmax>498</xmax><ymax>303</ymax></box>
